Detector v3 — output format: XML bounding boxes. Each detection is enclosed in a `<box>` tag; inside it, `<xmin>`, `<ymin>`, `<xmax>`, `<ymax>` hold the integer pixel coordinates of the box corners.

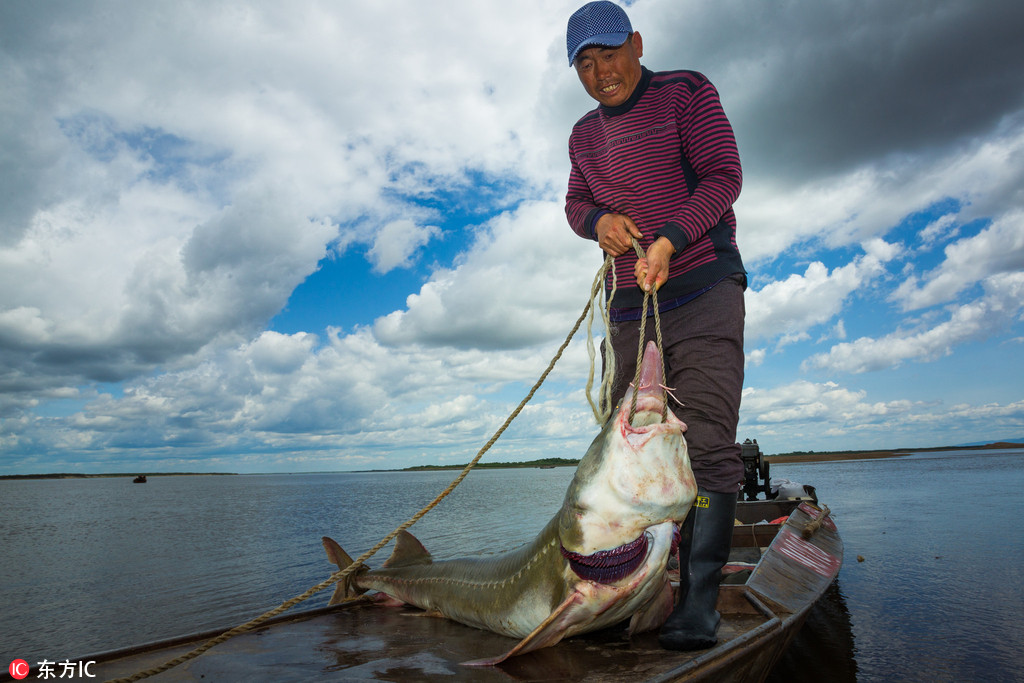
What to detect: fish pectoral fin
<box><xmin>383</xmin><ymin>530</ymin><xmax>433</xmax><ymax>568</ymax></box>
<box><xmin>627</xmin><ymin>579</ymin><xmax>674</xmax><ymax>636</ymax></box>
<box><xmin>462</xmin><ymin>591</ymin><xmax>588</xmax><ymax>667</ymax></box>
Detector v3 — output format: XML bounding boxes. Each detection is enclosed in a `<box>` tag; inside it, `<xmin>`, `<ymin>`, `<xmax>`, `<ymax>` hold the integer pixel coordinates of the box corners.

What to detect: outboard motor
<box><xmin>740</xmin><ymin>439</ymin><xmax>772</xmax><ymax>501</ymax></box>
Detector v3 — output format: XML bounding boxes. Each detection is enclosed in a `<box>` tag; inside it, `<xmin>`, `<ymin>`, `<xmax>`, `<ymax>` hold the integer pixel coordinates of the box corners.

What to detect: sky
<box><xmin>2</xmin><ymin>0</ymin><xmax>1023</xmax><ymax>475</ymax></box>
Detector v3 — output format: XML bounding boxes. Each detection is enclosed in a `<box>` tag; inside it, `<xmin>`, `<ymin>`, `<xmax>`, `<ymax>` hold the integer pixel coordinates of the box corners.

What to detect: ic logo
<box><xmin>9</xmin><ymin>659</ymin><xmax>30</xmax><ymax>680</ymax></box>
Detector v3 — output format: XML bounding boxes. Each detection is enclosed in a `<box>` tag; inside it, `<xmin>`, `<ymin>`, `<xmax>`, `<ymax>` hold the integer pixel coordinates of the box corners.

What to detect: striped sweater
<box><xmin>566</xmin><ymin>67</ymin><xmax>745</xmax><ymax>313</ymax></box>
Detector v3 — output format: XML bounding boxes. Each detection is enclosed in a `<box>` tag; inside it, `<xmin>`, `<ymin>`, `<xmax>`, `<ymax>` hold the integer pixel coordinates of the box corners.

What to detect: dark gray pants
<box><xmin>606</xmin><ymin>275</ymin><xmax>745</xmax><ymax>493</ymax></box>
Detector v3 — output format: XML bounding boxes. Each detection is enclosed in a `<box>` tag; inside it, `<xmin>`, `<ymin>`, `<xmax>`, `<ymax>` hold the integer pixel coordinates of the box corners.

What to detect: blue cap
<box><xmin>566</xmin><ymin>1</ymin><xmax>633</xmax><ymax>66</ymax></box>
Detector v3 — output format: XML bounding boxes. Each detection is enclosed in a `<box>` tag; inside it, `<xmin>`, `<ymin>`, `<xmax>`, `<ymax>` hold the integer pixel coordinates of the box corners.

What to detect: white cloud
<box><xmin>0</xmin><ymin>1</ymin><xmax>576</xmax><ymax>397</ymax></box>
<box><xmin>862</xmin><ymin>237</ymin><xmax>903</xmax><ymax>263</ymax></box>
<box><xmin>919</xmin><ymin>213</ymin><xmax>959</xmax><ymax>248</ymax></box>
<box><xmin>0</xmin><ymin>307</ymin><xmax>52</xmax><ymax>347</ymax></box>
<box><xmin>368</xmin><ymin>219</ymin><xmax>441</xmax><ymax>274</ymax></box>
<box><xmin>814</xmin><ymin>319</ymin><xmax>846</xmax><ymax>345</ymax></box>
<box><xmin>746</xmin><ymin>241</ymin><xmax>898</xmax><ymax>345</ymax></box>
<box><xmin>738</xmin><ymin>376</ymin><xmax>1024</xmax><ymax>451</ymax></box>
<box><xmin>745</xmin><ymin>348</ymin><xmax>766</xmax><ymax>368</ymax></box>
<box><xmin>737</xmin><ymin>118</ymin><xmax>1024</xmax><ymax>264</ymax></box>
<box><xmin>892</xmin><ymin>210</ymin><xmax>1024</xmax><ymax>311</ymax></box>
<box><xmin>372</xmin><ymin>199</ymin><xmax>600</xmax><ymax>350</ymax></box>
<box><xmin>743</xmin><ymin>380</ymin><xmax>878</xmax><ymax>424</ymax></box>
<box><xmin>0</xmin><ymin>179</ymin><xmax>334</xmax><ymax>389</ymax></box>
<box><xmin>804</xmin><ymin>271</ymin><xmax>1024</xmax><ymax>374</ymax></box>
<box><xmin>0</xmin><ymin>324</ymin><xmax>604</xmax><ymax>470</ymax></box>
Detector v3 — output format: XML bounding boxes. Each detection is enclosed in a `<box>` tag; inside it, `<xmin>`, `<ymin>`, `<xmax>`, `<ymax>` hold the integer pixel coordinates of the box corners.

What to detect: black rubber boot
<box><xmin>659</xmin><ymin>487</ymin><xmax>738</xmax><ymax>651</ymax></box>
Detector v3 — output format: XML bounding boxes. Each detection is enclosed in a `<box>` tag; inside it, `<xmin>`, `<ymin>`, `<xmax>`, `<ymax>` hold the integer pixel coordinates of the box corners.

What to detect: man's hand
<box><xmin>634</xmin><ymin>236</ymin><xmax>675</xmax><ymax>292</ymax></box>
<box><xmin>595</xmin><ymin>213</ymin><xmax>643</xmax><ymax>256</ymax></box>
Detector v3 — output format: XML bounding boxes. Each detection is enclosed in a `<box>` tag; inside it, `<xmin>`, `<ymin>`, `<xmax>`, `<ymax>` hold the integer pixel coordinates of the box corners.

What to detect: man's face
<box><xmin>573</xmin><ymin>32</ymin><xmax>644</xmax><ymax>108</ymax></box>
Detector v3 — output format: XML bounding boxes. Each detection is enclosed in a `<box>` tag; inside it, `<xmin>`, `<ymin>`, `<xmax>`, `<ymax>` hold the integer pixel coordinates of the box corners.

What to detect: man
<box><xmin>564</xmin><ymin>1</ymin><xmax>747</xmax><ymax>651</ymax></box>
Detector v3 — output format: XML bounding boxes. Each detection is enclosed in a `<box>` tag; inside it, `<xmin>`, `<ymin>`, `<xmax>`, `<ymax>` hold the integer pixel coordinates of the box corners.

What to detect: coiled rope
<box><xmin>107</xmin><ymin>238</ymin><xmax>663</xmax><ymax>683</ymax></box>
<box><xmin>585</xmin><ymin>238</ymin><xmax>666</xmax><ymax>425</ymax></box>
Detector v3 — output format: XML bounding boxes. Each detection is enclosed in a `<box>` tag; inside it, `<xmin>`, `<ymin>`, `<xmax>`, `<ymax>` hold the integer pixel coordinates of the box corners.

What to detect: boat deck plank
<box><xmin>89</xmin><ymin>592</ymin><xmax>783</xmax><ymax>682</ymax></box>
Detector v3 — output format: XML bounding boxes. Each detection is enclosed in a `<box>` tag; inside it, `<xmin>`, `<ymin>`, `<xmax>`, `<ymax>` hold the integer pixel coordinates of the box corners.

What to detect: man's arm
<box><xmin>565</xmin><ymin>138</ymin><xmax>642</xmax><ymax>256</ymax></box>
<box><xmin>655</xmin><ymin>79</ymin><xmax>742</xmax><ymax>254</ymax></box>
<box><xmin>565</xmin><ymin>137</ymin><xmax>603</xmax><ymax>239</ymax></box>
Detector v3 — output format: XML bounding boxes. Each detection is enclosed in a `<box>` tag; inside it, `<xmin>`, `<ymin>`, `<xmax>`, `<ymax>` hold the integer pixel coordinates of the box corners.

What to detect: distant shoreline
<box><xmin>3</xmin><ymin>443</ymin><xmax>1020</xmax><ymax>479</ymax></box>
<box><xmin>0</xmin><ymin>472</ymin><xmax>237</xmax><ymax>481</ymax></box>
<box><xmin>766</xmin><ymin>442</ymin><xmax>1024</xmax><ymax>463</ymax></box>
<box><xmin>373</xmin><ymin>457</ymin><xmax>580</xmax><ymax>473</ymax></box>
<box><xmin>384</xmin><ymin>442</ymin><xmax>1024</xmax><ymax>470</ymax></box>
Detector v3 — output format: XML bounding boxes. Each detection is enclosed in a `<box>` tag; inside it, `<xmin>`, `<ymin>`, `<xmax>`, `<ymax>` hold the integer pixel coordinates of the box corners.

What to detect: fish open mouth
<box><xmin>560</xmin><ymin>532</ymin><xmax>651</xmax><ymax>584</ymax></box>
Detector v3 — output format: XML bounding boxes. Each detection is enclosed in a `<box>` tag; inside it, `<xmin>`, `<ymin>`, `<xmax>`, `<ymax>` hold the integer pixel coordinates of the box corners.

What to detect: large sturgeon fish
<box><xmin>323</xmin><ymin>341</ymin><xmax>696</xmax><ymax>665</ymax></box>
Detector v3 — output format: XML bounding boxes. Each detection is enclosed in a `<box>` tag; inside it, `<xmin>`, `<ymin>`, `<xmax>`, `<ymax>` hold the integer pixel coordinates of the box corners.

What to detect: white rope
<box><xmin>584</xmin><ymin>254</ymin><xmax>617</xmax><ymax>425</ymax></box>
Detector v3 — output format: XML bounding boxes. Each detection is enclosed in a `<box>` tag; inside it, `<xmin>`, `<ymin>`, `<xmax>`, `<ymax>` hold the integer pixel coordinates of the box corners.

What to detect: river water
<box><xmin>2</xmin><ymin>448</ymin><xmax>1022</xmax><ymax>681</ymax></box>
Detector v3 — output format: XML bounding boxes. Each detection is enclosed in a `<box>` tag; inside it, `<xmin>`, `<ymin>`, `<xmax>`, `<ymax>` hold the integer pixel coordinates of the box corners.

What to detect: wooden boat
<box><xmin>81</xmin><ymin>493</ymin><xmax>841</xmax><ymax>682</ymax></box>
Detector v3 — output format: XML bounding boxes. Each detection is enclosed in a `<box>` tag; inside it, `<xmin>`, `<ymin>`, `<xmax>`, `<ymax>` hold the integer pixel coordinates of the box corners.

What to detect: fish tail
<box><xmin>322</xmin><ymin>536</ymin><xmax>369</xmax><ymax>605</ymax></box>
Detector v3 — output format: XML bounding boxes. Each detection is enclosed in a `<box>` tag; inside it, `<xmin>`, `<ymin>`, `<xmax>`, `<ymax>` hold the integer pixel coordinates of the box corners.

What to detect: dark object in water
<box><xmin>132</xmin><ymin>475</ymin><xmax>147</xmax><ymax>483</ymax></box>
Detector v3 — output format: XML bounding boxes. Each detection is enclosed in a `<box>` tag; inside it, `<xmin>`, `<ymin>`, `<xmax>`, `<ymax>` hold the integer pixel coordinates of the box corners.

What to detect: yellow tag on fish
<box><xmin>694</xmin><ymin>496</ymin><xmax>710</xmax><ymax>509</ymax></box>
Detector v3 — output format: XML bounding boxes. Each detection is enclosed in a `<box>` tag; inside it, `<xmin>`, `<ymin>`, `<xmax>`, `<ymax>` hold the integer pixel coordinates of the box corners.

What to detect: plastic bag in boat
<box><xmin>770</xmin><ymin>477</ymin><xmax>809</xmax><ymax>499</ymax></box>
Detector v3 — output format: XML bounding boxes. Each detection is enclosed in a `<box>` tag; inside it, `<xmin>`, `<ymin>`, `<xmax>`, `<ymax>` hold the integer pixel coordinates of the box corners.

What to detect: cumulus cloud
<box><xmin>373</xmin><ymin>200</ymin><xmax>601</xmax><ymax>350</ymax></box>
<box><xmin>892</xmin><ymin>210</ymin><xmax>1024</xmax><ymax>311</ymax></box>
<box><xmin>740</xmin><ymin>378</ymin><xmax>1024</xmax><ymax>452</ymax></box>
<box><xmin>0</xmin><ymin>1</ymin><xmax>572</xmax><ymax>409</ymax></box>
<box><xmin>804</xmin><ymin>272</ymin><xmax>1024</xmax><ymax>374</ymax></box>
<box><xmin>743</xmin><ymin>381</ymin><xmax>881</xmax><ymax>425</ymax></box>
<box><xmin>0</xmin><ymin>182</ymin><xmax>334</xmax><ymax>387</ymax></box>
<box><xmin>736</xmin><ymin>116</ymin><xmax>1024</xmax><ymax>265</ymax></box>
<box><xmin>746</xmin><ymin>240</ymin><xmax>899</xmax><ymax>345</ymax></box>
<box><xmin>368</xmin><ymin>220</ymin><xmax>441</xmax><ymax>274</ymax></box>
<box><xmin>1</xmin><ymin>324</ymin><xmax>602</xmax><ymax>470</ymax></box>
